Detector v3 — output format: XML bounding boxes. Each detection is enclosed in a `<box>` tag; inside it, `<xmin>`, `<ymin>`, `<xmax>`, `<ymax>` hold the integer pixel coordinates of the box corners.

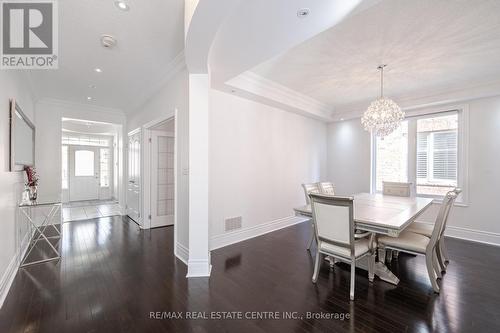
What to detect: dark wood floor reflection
<box><xmin>1</xmin><ymin>216</ymin><xmax>499</xmax><ymax>333</ymax></box>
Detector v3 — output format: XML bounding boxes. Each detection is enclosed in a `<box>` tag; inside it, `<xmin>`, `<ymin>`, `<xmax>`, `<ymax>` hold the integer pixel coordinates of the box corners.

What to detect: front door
<box><xmin>127</xmin><ymin>131</ymin><xmax>141</xmax><ymax>223</ymax></box>
<box><xmin>69</xmin><ymin>146</ymin><xmax>99</xmax><ymax>201</ymax></box>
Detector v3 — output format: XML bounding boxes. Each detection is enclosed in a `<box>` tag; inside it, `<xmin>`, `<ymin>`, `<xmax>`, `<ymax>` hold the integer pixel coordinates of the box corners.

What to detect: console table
<box><xmin>18</xmin><ymin>198</ymin><xmax>62</xmax><ymax>267</ymax></box>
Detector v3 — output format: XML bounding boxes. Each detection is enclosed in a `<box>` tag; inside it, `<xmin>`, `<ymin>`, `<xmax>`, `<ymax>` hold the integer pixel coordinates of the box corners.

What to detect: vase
<box><xmin>29</xmin><ymin>186</ymin><xmax>38</xmax><ymax>201</ymax></box>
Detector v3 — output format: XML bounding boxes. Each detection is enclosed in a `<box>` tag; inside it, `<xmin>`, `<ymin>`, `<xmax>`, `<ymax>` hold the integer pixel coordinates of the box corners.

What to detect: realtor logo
<box><xmin>1</xmin><ymin>0</ymin><xmax>58</xmax><ymax>69</ymax></box>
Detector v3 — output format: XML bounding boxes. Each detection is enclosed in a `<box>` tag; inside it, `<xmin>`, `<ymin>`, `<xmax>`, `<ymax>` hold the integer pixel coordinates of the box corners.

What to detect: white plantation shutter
<box><xmin>416</xmin><ymin>133</ymin><xmax>428</xmax><ymax>179</ymax></box>
<box><xmin>432</xmin><ymin>131</ymin><xmax>457</xmax><ymax>181</ymax></box>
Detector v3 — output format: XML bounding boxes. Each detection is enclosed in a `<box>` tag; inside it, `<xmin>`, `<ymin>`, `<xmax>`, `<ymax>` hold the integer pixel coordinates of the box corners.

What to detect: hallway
<box><xmin>62</xmin><ymin>200</ymin><xmax>121</xmax><ymax>222</ymax></box>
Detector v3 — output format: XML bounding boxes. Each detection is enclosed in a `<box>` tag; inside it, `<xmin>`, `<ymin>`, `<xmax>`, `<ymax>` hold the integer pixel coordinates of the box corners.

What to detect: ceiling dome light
<box><xmin>114</xmin><ymin>1</ymin><xmax>130</xmax><ymax>11</ymax></box>
<box><xmin>94</xmin><ymin>68</ymin><xmax>102</xmax><ymax>73</ymax></box>
<box><xmin>361</xmin><ymin>65</ymin><xmax>404</xmax><ymax>137</ymax></box>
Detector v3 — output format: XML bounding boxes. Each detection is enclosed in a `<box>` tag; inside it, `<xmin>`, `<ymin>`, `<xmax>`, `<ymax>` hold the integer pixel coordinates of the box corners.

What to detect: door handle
<box><xmin>129</xmin><ymin>180</ymin><xmax>135</xmax><ymax>183</ymax></box>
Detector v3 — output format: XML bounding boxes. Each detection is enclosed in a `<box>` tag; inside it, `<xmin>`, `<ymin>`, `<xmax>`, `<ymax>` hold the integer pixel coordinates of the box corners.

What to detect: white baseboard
<box><xmin>210</xmin><ymin>215</ymin><xmax>309</xmax><ymax>251</ymax></box>
<box><xmin>413</xmin><ymin>221</ymin><xmax>500</xmax><ymax>247</ymax></box>
<box><xmin>0</xmin><ymin>230</ymin><xmax>31</xmax><ymax>309</ymax></box>
<box><xmin>186</xmin><ymin>259</ymin><xmax>211</xmax><ymax>278</ymax></box>
<box><xmin>175</xmin><ymin>242</ymin><xmax>189</xmax><ymax>265</ymax></box>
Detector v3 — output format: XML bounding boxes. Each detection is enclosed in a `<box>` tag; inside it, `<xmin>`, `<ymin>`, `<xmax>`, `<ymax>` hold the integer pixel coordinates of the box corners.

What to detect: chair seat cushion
<box><xmin>406</xmin><ymin>222</ymin><xmax>433</xmax><ymax>237</ymax></box>
<box><xmin>319</xmin><ymin>238</ymin><xmax>370</xmax><ymax>259</ymax></box>
<box><xmin>378</xmin><ymin>231</ymin><xmax>430</xmax><ymax>254</ymax></box>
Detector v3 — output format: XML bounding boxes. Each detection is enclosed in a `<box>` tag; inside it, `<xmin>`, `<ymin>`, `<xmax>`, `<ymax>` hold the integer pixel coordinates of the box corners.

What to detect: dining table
<box><xmin>294</xmin><ymin>192</ymin><xmax>434</xmax><ymax>285</ymax></box>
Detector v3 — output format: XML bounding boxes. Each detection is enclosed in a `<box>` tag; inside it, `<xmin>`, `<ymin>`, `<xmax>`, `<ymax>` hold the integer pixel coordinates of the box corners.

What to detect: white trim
<box><xmin>332</xmin><ymin>80</ymin><xmax>500</xmax><ymax>122</ymax></box>
<box><xmin>411</xmin><ymin>221</ymin><xmax>500</xmax><ymax>247</ymax></box>
<box><xmin>37</xmin><ymin>98</ymin><xmax>125</xmax><ymax>117</ymax></box>
<box><xmin>0</xmin><ymin>255</ymin><xmax>18</xmax><ymax>309</ymax></box>
<box><xmin>175</xmin><ymin>242</ymin><xmax>189</xmax><ymax>265</ymax></box>
<box><xmin>227</xmin><ymin>71</ymin><xmax>334</xmax><ymax>121</ymax></box>
<box><xmin>186</xmin><ymin>259</ymin><xmax>212</xmax><ymax>278</ymax></box>
<box><xmin>210</xmin><ymin>215</ymin><xmax>309</xmax><ymax>251</ymax></box>
<box><xmin>0</xmin><ymin>229</ymin><xmax>31</xmax><ymax>309</ymax></box>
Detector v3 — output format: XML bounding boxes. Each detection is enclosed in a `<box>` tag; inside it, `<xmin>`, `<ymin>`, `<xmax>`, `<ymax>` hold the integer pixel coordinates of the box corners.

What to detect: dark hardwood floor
<box><xmin>1</xmin><ymin>216</ymin><xmax>499</xmax><ymax>333</ymax></box>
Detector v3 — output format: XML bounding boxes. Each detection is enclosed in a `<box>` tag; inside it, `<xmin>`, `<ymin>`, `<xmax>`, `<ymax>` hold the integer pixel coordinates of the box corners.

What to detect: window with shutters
<box><xmin>373</xmin><ymin>109</ymin><xmax>466</xmax><ymax>201</ymax></box>
<box><xmin>416</xmin><ymin>114</ymin><xmax>458</xmax><ymax>196</ymax></box>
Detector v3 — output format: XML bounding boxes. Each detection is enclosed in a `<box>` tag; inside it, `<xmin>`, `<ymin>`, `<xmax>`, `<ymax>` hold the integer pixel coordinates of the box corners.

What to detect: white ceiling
<box><xmin>29</xmin><ymin>0</ymin><xmax>184</xmax><ymax>112</ymax></box>
<box><xmin>251</xmin><ymin>0</ymin><xmax>500</xmax><ymax>112</ymax></box>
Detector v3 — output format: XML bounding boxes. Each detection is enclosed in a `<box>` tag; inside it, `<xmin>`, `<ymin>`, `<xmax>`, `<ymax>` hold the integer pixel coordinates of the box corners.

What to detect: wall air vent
<box><xmin>225</xmin><ymin>216</ymin><xmax>242</xmax><ymax>232</ymax></box>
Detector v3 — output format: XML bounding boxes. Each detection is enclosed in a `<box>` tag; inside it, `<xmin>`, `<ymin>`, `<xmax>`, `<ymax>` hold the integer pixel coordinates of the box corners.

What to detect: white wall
<box><xmin>209</xmin><ymin>89</ymin><xmax>327</xmax><ymax>248</ymax></box>
<box><xmin>0</xmin><ymin>71</ymin><xmax>35</xmax><ymax>305</ymax></box>
<box><xmin>127</xmin><ymin>68</ymin><xmax>190</xmax><ymax>251</ymax></box>
<box><xmin>327</xmin><ymin>118</ymin><xmax>371</xmax><ymax>195</ymax></box>
<box><xmin>327</xmin><ymin>96</ymin><xmax>500</xmax><ymax>245</ymax></box>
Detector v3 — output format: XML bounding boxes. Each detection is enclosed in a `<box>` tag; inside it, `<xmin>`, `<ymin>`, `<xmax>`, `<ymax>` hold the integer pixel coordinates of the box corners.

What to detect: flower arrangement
<box><xmin>24</xmin><ymin>166</ymin><xmax>39</xmax><ymax>187</ymax></box>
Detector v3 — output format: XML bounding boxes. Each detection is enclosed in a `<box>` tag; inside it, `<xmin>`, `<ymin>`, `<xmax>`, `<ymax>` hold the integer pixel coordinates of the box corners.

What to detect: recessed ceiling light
<box><xmin>114</xmin><ymin>1</ymin><xmax>130</xmax><ymax>11</ymax></box>
<box><xmin>94</xmin><ymin>68</ymin><xmax>102</xmax><ymax>73</ymax></box>
<box><xmin>340</xmin><ymin>118</ymin><xmax>344</xmax><ymax>121</ymax></box>
<box><xmin>297</xmin><ymin>8</ymin><xmax>310</xmax><ymax>18</ymax></box>
<box><xmin>87</xmin><ymin>96</ymin><xmax>93</xmax><ymax>101</ymax></box>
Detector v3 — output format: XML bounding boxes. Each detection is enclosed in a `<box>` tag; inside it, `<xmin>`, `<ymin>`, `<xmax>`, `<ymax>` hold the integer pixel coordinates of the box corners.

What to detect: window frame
<box><xmin>100</xmin><ymin>148</ymin><xmax>111</xmax><ymax>188</ymax></box>
<box><xmin>371</xmin><ymin>104</ymin><xmax>469</xmax><ymax>205</ymax></box>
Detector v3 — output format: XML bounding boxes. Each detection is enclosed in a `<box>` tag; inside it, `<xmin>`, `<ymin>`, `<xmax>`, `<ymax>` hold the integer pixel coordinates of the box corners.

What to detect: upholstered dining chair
<box><xmin>309</xmin><ymin>193</ymin><xmax>375</xmax><ymax>301</ymax></box>
<box><xmin>382</xmin><ymin>181</ymin><xmax>412</xmax><ymax>262</ymax></box>
<box><xmin>377</xmin><ymin>190</ymin><xmax>458</xmax><ymax>293</ymax></box>
<box><xmin>318</xmin><ymin>182</ymin><xmax>335</xmax><ymax>195</ymax></box>
<box><xmin>302</xmin><ymin>183</ymin><xmax>320</xmax><ymax>250</ymax></box>
<box><xmin>406</xmin><ymin>188</ymin><xmax>462</xmax><ymax>272</ymax></box>
<box><xmin>382</xmin><ymin>181</ymin><xmax>413</xmax><ymax>197</ymax></box>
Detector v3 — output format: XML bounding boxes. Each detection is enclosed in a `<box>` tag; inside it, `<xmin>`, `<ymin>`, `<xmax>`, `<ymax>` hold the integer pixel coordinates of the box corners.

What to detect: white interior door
<box><xmin>69</xmin><ymin>146</ymin><xmax>99</xmax><ymax>201</ymax></box>
<box><xmin>150</xmin><ymin>130</ymin><xmax>175</xmax><ymax>228</ymax></box>
<box><xmin>127</xmin><ymin>131</ymin><xmax>141</xmax><ymax>222</ymax></box>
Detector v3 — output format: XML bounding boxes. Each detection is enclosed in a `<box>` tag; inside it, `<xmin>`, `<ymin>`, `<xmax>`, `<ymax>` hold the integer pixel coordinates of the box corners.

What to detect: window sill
<box><xmin>429</xmin><ymin>197</ymin><xmax>468</xmax><ymax>207</ymax></box>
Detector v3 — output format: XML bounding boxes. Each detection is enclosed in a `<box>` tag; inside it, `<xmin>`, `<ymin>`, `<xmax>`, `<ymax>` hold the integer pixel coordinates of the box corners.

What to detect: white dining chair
<box><xmin>406</xmin><ymin>188</ymin><xmax>462</xmax><ymax>272</ymax></box>
<box><xmin>318</xmin><ymin>182</ymin><xmax>335</xmax><ymax>195</ymax></box>
<box><xmin>309</xmin><ymin>193</ymin><xmax>375</xmax><ymax>301</ymax></box>
<box><xmin>377</xmin><ymin>190</ymin><xmax>458</xmax><ymax>293</ymax></box>
<box><xmin>382</xmin><ymin>181</ymin><xmax>413</xmax><ymax>197</ymax></box>
<box><xmin>382</xmin><ymin>182</ymin><xmax>412</xmax><ymax>262</ymax></box>
<box><xmin>302</xmin><ymin>183</ymin><xmax>320</xmax><ymax>250</ymax></box>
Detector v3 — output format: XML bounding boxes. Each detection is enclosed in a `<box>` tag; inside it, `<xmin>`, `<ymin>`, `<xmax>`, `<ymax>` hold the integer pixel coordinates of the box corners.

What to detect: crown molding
<box><xmin>226</xmin><ymin>71</ymin><xmax>334</xmax><ymax>121</ymax></box>
<box><xmin>128</xmin><ymin>50</ymin><xmax>186</xmax><ymax>113</ymax></box>
<box><xmin>37</xmin><ymin>98</ymin><xmax>126</xmax><ymax>117</ymax></box>
<box><xmin>331</xmin><ymin>80</ymin><xmax>500</xmax><ymax>122</ymax></box>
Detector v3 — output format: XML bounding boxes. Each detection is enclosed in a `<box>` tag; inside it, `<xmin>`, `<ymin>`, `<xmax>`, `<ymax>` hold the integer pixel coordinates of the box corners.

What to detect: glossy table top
<box><xmin>294</xmin><ymin>193</ymin><xmax>433</xmax><ymax>232</ymax></box>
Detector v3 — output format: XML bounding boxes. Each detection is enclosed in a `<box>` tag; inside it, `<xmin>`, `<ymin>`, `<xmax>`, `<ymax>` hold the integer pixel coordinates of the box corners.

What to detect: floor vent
<box><xmin>225</xmin><ymin>216</ymin><xmax>242</xmax><ymax>232</ymax></box>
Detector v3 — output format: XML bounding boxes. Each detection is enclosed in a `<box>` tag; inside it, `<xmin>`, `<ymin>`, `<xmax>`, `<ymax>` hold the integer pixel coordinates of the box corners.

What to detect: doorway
<box><xmin>61</xmin><ymin>118</ymin><xmax>123</xmax><ymax>222</ymax></box>
<box><xmin>127</xmin><ymin>129</ymin><xmax>141</xmax><ymax>223</ymax></box>
<box><xmin>149</xmin><ymin>119</ymin><xmax>175</xmax><ymax>228</ymax></box>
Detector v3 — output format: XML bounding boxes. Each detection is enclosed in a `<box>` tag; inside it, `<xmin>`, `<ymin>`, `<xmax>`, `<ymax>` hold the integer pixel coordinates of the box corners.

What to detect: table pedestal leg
<box><xmin>355</xmin><ymin>256</ymin><xmax>400</xmax><ymax>285</ymax></box>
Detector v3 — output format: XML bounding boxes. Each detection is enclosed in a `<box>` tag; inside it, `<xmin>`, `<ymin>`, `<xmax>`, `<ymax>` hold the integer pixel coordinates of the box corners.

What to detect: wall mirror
<box><xmin>9</xmin><ymin>99</ymin><xmax>35</xmax><ymax>171</ymax></box>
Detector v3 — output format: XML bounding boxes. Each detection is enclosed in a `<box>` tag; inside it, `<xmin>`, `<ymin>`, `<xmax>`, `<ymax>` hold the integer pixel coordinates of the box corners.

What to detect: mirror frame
<box><xmin>9</xmin><ymin>99</ymin><xmax>35</xmax><ymax>171</ymax></box>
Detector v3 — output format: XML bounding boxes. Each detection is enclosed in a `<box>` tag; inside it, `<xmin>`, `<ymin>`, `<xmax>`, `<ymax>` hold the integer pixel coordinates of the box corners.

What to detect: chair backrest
<box><xmin>439</xmin><ymin>188</ymin><xmax>462</xmax><ymax>238</ymax></box>
<box><xmin>318</xmin><ymin>182</ymin><xmax>335</xmax><ymax>195</ymax></box>
<box><xmin>426</xmin><ymin>190</ymin><xmax>458</xmax><ymax>253</ymax></box>
<box><xmin>309</xmin><ymin>193</ymin><xmax>355</xmax><ymax>255</ymax></box>
<box><xmin>302</xmin><ymin>183</ymin><xmax>320</xmax><ymax>204</ymax></box>
<box><xmin>382</xmin><ymin>181</ymin><xmax>412</xmax><ymax>197</ymax></box>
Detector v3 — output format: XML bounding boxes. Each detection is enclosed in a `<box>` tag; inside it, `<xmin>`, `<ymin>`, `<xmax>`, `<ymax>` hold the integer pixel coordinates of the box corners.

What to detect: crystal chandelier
<box><xmin>361</xmin><ymin>65</ymin><xmax>404</xmax><ymax>137</ymax></box>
